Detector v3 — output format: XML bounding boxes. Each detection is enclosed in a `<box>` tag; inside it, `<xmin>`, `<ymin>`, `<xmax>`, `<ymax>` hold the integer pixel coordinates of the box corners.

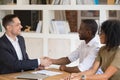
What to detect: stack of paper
<box><xmin>115</xmin><ymin>0</ymin><xmax>120</xmax><ymax>4</ymax></box>
<box><xmin>52</xmin><ymin>0</ymin><xmax>60</xmax><ymax>5</ymax></box>
<box><xmin>77</xmin><ymin>0</ymin><xmax>99</xmax><ymax>4</ymax></box>
<box><xmin>16</xmin><ymin>73</ymin><xmax>48</xmax><ymax>80</ymax></box>
<box><xmin>50</xmin><ymin>21</ymin><xmax>70</xmax><ymax>34</ymax></box>
<box><xmin>36</xmin><ymin>21</ymin><xmax>42</xmax><ymax>33</ymax></box>
<box><xmin>60</xmin><ymin>0</ymin><xmax>71</xmax><ymax>5</ymax></box>
<box><xmin>52</xmin><ymin>0</ymin><xmax>71</xmax><ymax>5</ymax></box>
<box><xmin>16</xmin><ymin>70</ymin><xmax>62</xmax><ymax>80</ymax></box>
<box><xmin>32</xmin><ymin>70</ymin><xmax>62</xmax><ymax>76</ymax></box>
<box><xmin>107</xmin><ymin>0</ymin><xmax>115</xmax><ymax>4</ymax></box>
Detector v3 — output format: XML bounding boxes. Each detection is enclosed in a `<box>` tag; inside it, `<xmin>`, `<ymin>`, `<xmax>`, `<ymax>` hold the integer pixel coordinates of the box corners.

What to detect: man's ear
<box><xmin>87</xmin><ymin>30</ymin><xmax>92</xmax><ymax>37</ymax></box>
<box><xmin>6</xmin><ymin>25</ymin><xmax>11</xmax><ymax>31</ymax></box>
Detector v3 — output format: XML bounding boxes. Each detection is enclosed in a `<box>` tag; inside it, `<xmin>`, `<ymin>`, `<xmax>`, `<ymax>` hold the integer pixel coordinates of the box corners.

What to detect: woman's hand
<box><xmin>60</xmin><ymin>73</ymin><xmax>81</xmax><ymax>80</ymax></box>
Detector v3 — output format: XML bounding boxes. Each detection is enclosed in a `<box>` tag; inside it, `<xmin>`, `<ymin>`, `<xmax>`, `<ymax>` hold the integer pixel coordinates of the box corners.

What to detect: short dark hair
<box><xmin>101</xmin><ymin>19</ymin><xmax>120</xmax><ymax>49</ymax></box>
<box><xmin>82</xmin><ymin>19</ymin><xmax>98</xmax><ymax>36</ymax></box>
<box><xmin>2</xmin><ymin>14</ymin><xmax>18</xmax><ymax>29</ymax></box>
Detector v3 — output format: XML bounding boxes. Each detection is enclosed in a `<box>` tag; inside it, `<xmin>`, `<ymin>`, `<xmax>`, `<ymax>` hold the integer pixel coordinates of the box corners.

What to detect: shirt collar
<box><xmin>87</xmin><ymin>35</ymin><xmax>100</xmax><ymax>47</ymax></box>
<box><xmin>5</xmin><ymin>34</ymin><xmax>18</xmax><ymax>43</ymax></box>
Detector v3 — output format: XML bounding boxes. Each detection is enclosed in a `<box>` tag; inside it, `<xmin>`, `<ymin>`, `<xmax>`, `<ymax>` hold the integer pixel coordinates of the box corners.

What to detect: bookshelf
<box><xmin>0</xmin><ymin>0</ymin><xmax>120</xmax><ymax>59</ymax></box>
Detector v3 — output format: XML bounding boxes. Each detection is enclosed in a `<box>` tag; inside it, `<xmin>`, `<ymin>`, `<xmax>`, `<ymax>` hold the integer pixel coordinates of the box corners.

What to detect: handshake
<box><xmin>38</xmin><ymin>57</ymin><xmax>67</xmax><ymax>71</ymax></box>
<box><xmin>38</xmin><ymin>57</ymin><xmax>53</xmax><ymax>70</ymax></box>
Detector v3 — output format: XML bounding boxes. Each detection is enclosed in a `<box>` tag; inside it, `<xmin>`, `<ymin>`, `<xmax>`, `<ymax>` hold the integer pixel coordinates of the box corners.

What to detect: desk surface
<box><xmin>0</xmin><ymin>68</ymin><xmax>69</xmax><ymax>80</ymax></box>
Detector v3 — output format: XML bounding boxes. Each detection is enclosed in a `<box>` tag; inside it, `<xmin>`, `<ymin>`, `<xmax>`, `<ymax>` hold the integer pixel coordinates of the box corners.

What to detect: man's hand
<box><xmin>37</xmin><ymin>65</ymin><xmax>45</xmax><ymax>70</ymax></box>
<box><xmin>40</xmin><ymin>57</ymin><xmax>52</xmax><ymax>67</ymax></box>
<box><xmin>59</xmin><ymin>65</ymin><xmax>66</xmax><ymax>71</ymax></box>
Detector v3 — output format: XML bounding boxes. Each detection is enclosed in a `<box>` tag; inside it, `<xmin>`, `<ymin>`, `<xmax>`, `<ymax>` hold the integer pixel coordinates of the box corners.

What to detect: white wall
<box><xmin>0</xmin><ymin>33</ymin><xmax>80</xmax><ymax>60</ymax></box>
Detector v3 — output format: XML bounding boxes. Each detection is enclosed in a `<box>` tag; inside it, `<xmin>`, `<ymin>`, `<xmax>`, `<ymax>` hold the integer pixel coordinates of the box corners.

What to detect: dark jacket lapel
<box><xmin>17</xmin><ymin>36</ymin><xmax>28</xmax><ymax>60</ymax></box>
<box><xmin>2</xmin><ymin>34</ymin><xmax>18</xmax><ymax>59</ymax></box>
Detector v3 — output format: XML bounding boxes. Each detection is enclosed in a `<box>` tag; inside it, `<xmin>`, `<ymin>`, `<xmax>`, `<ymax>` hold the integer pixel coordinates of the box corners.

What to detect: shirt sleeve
<box><xmin>95</xmin><ymin>51</ymin><xmax>101</xmax><ymax>62</ymax></box>
<box><xmin>68</xmin><ymin>45</ymin><xmax>81</xmax><ymax>62</ymax></box>
<box><xmin>78</xmin><ymin>47</ymin><xmax>100</xmax><ymax>71</ymax></box>
<box><xmin>95</xmin><ymin>55</ymin><xmax>100</xmax><ymax>62</ymax></box>
<box><xmin>37</xmin><ymin>58</ymin><xmax>41</xmax><ymax>65</ymax></box>
<box><xmin>111</xmin><ymin>47</ymin><xmax>120</xmax><ymax>69</ymax></box>
<box><xmin>95</xmin><ymin>46</ymin><xmax>105</xmax><ymax>62</ymax></box>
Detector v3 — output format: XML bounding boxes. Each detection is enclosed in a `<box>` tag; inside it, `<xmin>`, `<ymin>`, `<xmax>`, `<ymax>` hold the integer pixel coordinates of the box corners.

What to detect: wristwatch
<box><xmin>81</xmin><ymin>75</ymin><xmax>86</xmax><ymax>80</ymax></box>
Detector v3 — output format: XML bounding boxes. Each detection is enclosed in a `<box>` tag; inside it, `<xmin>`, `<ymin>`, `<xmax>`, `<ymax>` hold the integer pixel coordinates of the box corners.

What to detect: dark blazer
<box><xmin>0</xmin><ymin>34</ymin><xmax>38</xmax><ymax>74</ymax></box>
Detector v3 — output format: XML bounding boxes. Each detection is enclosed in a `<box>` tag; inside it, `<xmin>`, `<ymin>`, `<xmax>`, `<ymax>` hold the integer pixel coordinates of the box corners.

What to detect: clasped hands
<box><xmin>37</xmin><ymin>57</ymin><xmax>52</xmax><ymax>70</ymax></box>
<box><xmin>37</xmin><ymin>57</ymin><xmax>67</xmax><ymax>71</ymax></box>
<box><xmin>41</xmin><ymin>57</ymin><xmax>52</xmax><ymax>67</ymax></box>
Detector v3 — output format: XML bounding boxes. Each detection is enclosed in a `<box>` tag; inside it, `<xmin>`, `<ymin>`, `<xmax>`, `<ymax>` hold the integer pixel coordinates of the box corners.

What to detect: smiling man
<box><xmin>44</xmin><ymin>19</ymin><xmax>101</xmax><ymax>73</ymax></box>
<box><xmin>0</xmin><ymin>14</ymin><xmax>51</xmax><ymax>74</ymax></box>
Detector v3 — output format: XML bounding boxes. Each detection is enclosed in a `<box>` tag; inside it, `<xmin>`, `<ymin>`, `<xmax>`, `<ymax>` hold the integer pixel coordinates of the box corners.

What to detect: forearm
<box><xmin>70</xmin><ymin>74</ymin><xmax>108</xmax><ymax>80</ymax></box>
<box><xmin>86</xmin><ymin>65</ymin><xmax>118</xmax><ymax>80</ymax></box>
<box><xmin>52</xmin><ymin>57</ymin><xmax>71</xmax><ymax>65</ymax></box>
<box><xmin>64</xmin><ymin>66</ymin><xmax>80</xmax><ymax>73</ymax></box>
<box><xmin>72</xmin><ymin>61</ymin><xmax>100</xmax><ymax>78</ymax></box>
<box><xmin>70</xmin><ymin>66</ymin><xmax>118</xmax><ymax>80</ymax></box>
<box><xmin>86</xmin><ymin>74</ymin><xmax>108</xmax><ymax>80</ymax></box>
<box><xmin>78</xmin><ymin>69</ymin><xmax>96</xmax><ymax>76</ymax></box>
<box><xmin>15</xmin><ymin>59</ymin><xmax>38</xmax><ymax>71</ymax></box>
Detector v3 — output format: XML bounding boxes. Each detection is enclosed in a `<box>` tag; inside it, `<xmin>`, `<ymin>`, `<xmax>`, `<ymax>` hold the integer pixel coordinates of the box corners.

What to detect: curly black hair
<box><xmin>101</xmin><ymin>19</ymin><xmax>120</xmax><ymax>50</ymax></box>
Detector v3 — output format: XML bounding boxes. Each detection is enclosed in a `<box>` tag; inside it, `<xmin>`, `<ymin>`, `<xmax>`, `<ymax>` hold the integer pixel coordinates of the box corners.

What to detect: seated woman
<box><xmin>61</xmin><ymin>19</ymin><xmax>120</xmax><ymax>80</ymax></box>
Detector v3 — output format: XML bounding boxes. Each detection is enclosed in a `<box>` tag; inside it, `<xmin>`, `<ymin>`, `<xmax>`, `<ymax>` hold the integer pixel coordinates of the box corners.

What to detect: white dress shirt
<box><xmin>6</xmin><ymin>34</ymin><xmax>23</xmax><ymax>60</ymax></box>
<box><xmin>68</xmin><ymin>35</ymin><xmax>101</xmax><ymax>71</ymax></box>
<box><xmin>5</xmin><ymin>34</ymin><xmax>41</xmax><ymax>65</ymax></box>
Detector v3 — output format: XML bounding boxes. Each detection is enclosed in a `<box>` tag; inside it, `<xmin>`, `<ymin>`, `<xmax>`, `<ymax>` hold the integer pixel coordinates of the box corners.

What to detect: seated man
<box><xmin>61</xmin><ymin>19</ymin><xmax>120</xmax><ymax>80</ymax></box>
<box><xmin>0</xmin><ymin>14</ymin><xmax>51</xmax><ymax>74</ymax></box>
<box><xmin>45</xmin><ymin>19</ymin><xmax>101</xmax><ymax>73</ymax></box>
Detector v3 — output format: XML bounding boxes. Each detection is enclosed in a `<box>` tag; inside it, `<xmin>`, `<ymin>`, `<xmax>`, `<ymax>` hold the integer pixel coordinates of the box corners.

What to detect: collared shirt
<box><xmin>68</xmin><ymin>35</ymin><xmax>101</xmax><ymax>71</ymax></box>
<box><xmin>5</xmin><ymin>34</ymin><xmax>41</xmax><ymax>65</ymax></box>
<box><xmin>5</xmin><ymin>34</ymin><xmax>23</xmax><ymax>60</ymax></box>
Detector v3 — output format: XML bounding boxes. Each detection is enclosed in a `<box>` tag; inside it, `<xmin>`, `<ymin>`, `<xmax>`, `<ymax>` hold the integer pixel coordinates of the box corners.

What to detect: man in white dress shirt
<box><xmin>45</xmin><ymin>19</ymin><xmax>101</xmax><ymax>73</ymax></box>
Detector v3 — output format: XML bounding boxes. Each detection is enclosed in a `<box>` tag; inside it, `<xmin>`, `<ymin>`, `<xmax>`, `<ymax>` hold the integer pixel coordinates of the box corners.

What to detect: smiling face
<box><xmin>78</xmin><ymin>23</ymin><xmax>87</xmax><ymax>40</ymax></box>
<box><xmin>78</xmin><ymin>22</ymin><xmax>91</xmax><ymax>40</ymax></box>
<box><xmin>99</xmin><ymin>30</ymin><xmax>106</xmax><ymax>44</ymax></box>
<box><xmin>7</xmin><ymin>17</ymin><xmax>23</xmax><ymax>36</ymax></box>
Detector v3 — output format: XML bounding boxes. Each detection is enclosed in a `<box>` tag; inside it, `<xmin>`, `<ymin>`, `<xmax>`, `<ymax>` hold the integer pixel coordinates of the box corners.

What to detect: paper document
<box><xmin>32</xmin><ymin>70</ymin><xmax>62</xmax><ymax>76</ymax></box>
<box><xmin>16</xmin><ymin>73</ymin><xmax>48</xmax><ymax>80</ymax></box>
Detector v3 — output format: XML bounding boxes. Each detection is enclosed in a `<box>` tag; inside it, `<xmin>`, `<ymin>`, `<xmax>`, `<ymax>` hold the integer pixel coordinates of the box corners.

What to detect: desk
<box><xmin>0</xmin><ymin>68</ymin><xmax>70</xmax><ymax>80</ymax></box>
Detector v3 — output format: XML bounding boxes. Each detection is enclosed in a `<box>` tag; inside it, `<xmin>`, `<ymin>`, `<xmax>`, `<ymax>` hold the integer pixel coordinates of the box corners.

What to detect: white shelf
<box><xmin>0</xmin><ymin>5</ymin><xmax>120</xmax><ymax>10</ymax></box>
<box><xmin>81</xmin><ymin>17</ymin><xmax>99</xmax><ymax>20</ymax></box>
<box><xmin>0</xmin><ymin>32</ymin><xmax>78</xmax><ymax>38</ymax></box>
<box><xmin>0</xmin><ymin>4</ymin><xmax>120</xmax><ymax>57</ymax></box>
<box><xmin>0</xmin><ymin>32</ymin><xmax>78</xmax><ymax>39</ymax></box>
